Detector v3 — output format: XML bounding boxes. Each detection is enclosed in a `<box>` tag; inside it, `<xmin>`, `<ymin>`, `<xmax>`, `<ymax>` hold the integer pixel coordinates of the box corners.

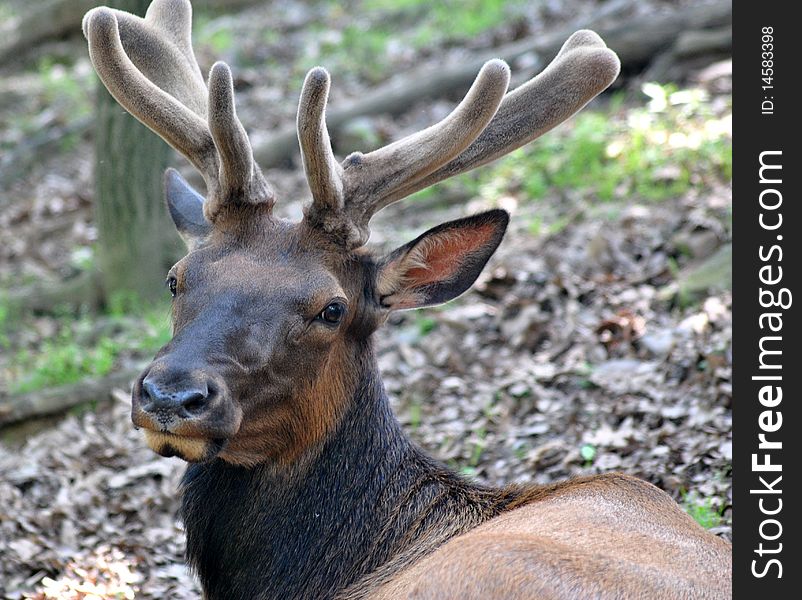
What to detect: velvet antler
<box><xmin>84</xmin><ymin>0</ymin><xmax>619</xmax><ymax>241</ymax></box>
<box><xmin>298</xmin><ymin>30</ymin><xmax>620</xmax><ymax>249</ymax></box>
<box><xmin>83</xmin><ymin>0</ymin><xmax>272</xmax><ymax>220</ymax></box>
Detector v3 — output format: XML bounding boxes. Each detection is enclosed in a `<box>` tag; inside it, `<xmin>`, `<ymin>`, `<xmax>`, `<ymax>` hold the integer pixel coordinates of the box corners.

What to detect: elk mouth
<box><xmin>142</xmin><ymin>430</ymin><xmax>228</xmax><ymax>462</ymax></box>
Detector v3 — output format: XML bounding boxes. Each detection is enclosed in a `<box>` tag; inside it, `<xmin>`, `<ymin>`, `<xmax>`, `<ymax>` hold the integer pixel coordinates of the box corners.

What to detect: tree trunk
<box><xmin>93</xmin><ymin>0</ymin><xmax>182</xmax><ymax>306</ymax></box>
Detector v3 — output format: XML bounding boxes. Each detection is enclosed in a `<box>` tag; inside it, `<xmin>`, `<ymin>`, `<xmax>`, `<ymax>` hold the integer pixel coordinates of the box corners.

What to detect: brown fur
<box><xmin>361</xmin><ymin>475</ymin><xmax>731</xmax><ymax>599</ymax></box>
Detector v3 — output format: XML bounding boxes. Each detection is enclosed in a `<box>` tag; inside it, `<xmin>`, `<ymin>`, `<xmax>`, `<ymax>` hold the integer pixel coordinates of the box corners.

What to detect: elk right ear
<box><xmin>376</xmin><ymin>209</ymin><xmax>508</xmax><ymax>311</ymax></box>
<box><xmin>165</xmin><ymin>168</ymin><xmax>212</xmax><ymax>247</ymax></box>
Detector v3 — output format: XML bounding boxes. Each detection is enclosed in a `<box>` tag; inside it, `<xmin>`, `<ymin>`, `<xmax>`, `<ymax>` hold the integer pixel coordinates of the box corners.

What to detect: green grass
<box><xmin>468</xmin><ymin>427</ymin><xmax>487</xmax><ymax>468</ymax></box>
<box><xmin>299</xmin><ymin>0</ymin><xmax>527</xmax><ymax>83</ymax></box>
<box><xmin>296</xmin><ymin>20</ymin><xmax>394</xmax><ymax>84</ymax></box>
<box><xmin>11</xmin><ymin>332</ymin><xmax>118</xmax><ymax>393</ymax></box>
<box><xmin>365</xmin><ymin>0</ymin><xmax>526</xmax><ymax>48</ymax></box>
<box><xmin>7</xmin><ymin>57</ymin><xmax>94</xmax><ymax>149</ymax></box>
<box><xmin>682</xmin><ymin>491</ymin><xmax>725</xmax><ymax>530</ymax></box>
<box><xmin>205</xmin><ymin>27</ymin><xmax>236</xmax><ymax>54</ymax></box>
<box><xmin>6</xmin><ymin>305</ymin><xmax>171</xmax><ymax>395</ymax></box>
<box><xmin>408</xmin><ymin>400</ymin><xmax>422</xmax><ymax>430</ymax></box>
<box><xmin>0</xmin><ymin>4</ymin><xmax>15</xmax><ymax>21</ymax></box>
<box><xmin>580</xmin><ymin>444</ymin><xmax>597</xmax><ymax>466</ymax></box>
<box><xmin>513</xmin><ymin>442</ymin><xmax>528</xmax><ymax>461</ymax></box>
<box><xmin>451</xmin><ymin>425</ymin><xmax>488</xmax><ymax>478</ymax></box>
<box><xmin>193</xmin><ymin>12</ymin><xmax>236</xmax><ymax>54</ymax></box>
<box><xmin>36</xmin><ymin>57</ymin><xmax>93</xmax><ymax>120</ymax></box>
<box><xmin>416</xmin><ymin>315</ymin><xmax>438</xmax><ymax>337</ymax></box>
<box><xmin>0</xmin><ymin>301</ymin><xmax>10</xmax><ymax>349</ymax></box>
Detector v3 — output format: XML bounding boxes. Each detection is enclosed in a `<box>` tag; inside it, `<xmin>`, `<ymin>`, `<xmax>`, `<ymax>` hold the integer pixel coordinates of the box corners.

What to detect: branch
<box><xmin>4</xmin><ymin>270</ymin><xmax>104</xmax><ymax>315</ymax></box>
<box><xmin>0</xmin><ymin>366</ymin><xmax>141</xmax><ymax>426</ymax></box>
<box><xmin>0</xmin><ymin>0</ymin><xmax>97</xmax><ymax>65</ymax></box>
<box><xmin>0</xmin><ymin>0</ymin><xmax>263</xmax><ymax>65</ymax></box>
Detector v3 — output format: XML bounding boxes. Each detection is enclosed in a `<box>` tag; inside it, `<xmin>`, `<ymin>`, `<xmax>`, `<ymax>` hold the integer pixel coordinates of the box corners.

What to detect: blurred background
<box><xmin>0</xmin><ymin>0</ymin><xmax>731</xmax><ymax>597</ymax></box>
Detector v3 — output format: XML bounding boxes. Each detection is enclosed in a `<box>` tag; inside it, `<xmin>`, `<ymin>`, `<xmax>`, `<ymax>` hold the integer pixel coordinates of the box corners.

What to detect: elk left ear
<box><xmin>376</xmin><ymin>209</ymin><xmax>509</xmax><ymax>310</ymax></box>
<box><xmin>164</xmin><ymin>168</ymin><xmax>212</xmax><ymax>248</ymax></box>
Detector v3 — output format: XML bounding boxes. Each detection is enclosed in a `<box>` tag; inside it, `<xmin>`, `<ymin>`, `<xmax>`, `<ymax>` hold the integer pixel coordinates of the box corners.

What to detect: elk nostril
<box><xmin>142</xmin><ymin>380</ymin><xmax>159</xmax><ymax>404</ymax></box>
<box><xmin>181</xmin><ymin>391</ymin><xmax>208</xmax><ymax>416</ymax></box>
<box><xmin>140</xmin><ymin>378</ymin><xmax>211</xmax><ymax>419</ymax></box>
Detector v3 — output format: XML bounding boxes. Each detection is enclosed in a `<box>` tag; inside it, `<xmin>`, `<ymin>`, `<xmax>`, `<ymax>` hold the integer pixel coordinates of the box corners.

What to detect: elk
<box><xmin>83</xmin><ymin>1</ymin><xmax>732</xmax><ymax>598</ymax></box>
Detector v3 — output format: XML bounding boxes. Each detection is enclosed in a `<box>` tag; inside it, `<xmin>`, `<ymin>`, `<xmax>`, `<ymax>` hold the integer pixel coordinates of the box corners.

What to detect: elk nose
<box><xmin>141</xmin><ymin>378</ymin><xmax>210</xmax><ymax>421</ymax></box>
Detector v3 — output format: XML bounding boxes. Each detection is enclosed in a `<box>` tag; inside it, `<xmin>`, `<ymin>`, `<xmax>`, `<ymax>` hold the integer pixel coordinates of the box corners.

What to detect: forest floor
<box><xmin>0</xmin><ymin>0</ymin><xmax>731</xmax><ymax>597</ymax></box>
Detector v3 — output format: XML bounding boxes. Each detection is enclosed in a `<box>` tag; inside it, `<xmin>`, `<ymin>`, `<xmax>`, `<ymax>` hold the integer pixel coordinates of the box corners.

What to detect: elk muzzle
<box><xmin>132</xmin><ymin>363</ymin><xmax>242</xmax><ymax>461</ymax></box>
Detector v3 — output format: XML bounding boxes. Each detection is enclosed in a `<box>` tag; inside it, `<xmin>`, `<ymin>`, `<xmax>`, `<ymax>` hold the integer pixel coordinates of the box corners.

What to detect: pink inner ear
<box><xmin>406</xmin><ymin>222</ymin><xmax>497</xmax><ymax>287</ymax></box>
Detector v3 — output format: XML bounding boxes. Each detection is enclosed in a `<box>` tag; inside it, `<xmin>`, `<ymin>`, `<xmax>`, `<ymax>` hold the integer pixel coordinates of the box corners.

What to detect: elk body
<box><xmin>83</xmin><ymin>1</ymin><xmax>732</xmax><ymax>598</ymax></box>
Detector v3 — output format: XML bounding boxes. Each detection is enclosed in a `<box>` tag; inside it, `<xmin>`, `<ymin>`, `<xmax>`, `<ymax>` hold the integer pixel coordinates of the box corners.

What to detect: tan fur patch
<box><xmin>144</xmin><ymin>430</ymin><xmax>210</xmax><ymax>462</ymax></box>
<box><xmin>218</xmin><ymin>340</ymin><xmax>356</xmax><ymax>468</ymax></box>
<box><xmin>284</xmin><ymin>346</ymin><xmax>353</xmax><ymax>465</ymax></box>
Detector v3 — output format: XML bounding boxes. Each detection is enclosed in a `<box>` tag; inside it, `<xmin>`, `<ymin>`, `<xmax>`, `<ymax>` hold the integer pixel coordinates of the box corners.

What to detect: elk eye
<box><xmin>318</xmin><ymin>301</ymin><xmax>346</xmax><ymax>325</ymax></box>
<box><xmin>166</xmin><ymin>275</ymin><xmax>178</xmax><ymax>297</ymax></box>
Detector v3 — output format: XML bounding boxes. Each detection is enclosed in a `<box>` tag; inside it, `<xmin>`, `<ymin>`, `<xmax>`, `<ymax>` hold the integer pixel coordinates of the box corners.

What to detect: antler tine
<box><xmin>84</xmin><ymin>0</ymin><xmax>271</xmax><ymax>221</ymax></box>
<box><xmin>343</xmin><ymin>59</ymin><xmax>510</xmax><ymax>205</ymax></box>
<box><xmin>207</xmin><ymin>62</ymin><xmax>274</xmax><ymax>215</ymax></box>
<box><xmin>385</xmin><ymin>30</ymin><xmax>621</xmax><ymax>203</ymax></box>
<box><xmin>297</xmin><ymin>67</ymin><xmax>345</xmax><ymax>218</ymax></box>
<box><xmin>301</xmin><ymin>59</ymin><xmax>510</xmax><ymax>247</ymax></box>
<box><xmin>142</xmin><ymin>0</ymin><xmax>196</xmax><ymax>61</ymax></box>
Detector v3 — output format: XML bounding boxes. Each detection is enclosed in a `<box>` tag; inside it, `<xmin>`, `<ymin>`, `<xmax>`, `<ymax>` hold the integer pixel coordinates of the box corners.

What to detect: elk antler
<box><xmin>83</xmin><ymin>0</ymin><xmax>272</xmax><ymax>220</ymax></box>
<box><xmin>299</xmin><ymin>29</ymin><xmax>620</xmax><ymax>249</ymax></box>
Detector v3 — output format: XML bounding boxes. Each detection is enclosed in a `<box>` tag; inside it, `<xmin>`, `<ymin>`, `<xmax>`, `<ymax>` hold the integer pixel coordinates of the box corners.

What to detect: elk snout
<box><xmin>132</xmin><ymin>364</ymin><xmax>242</xmax><ymax>443</ymax></box>
<box><xmin>140</xmin><ymin>378</ymin><xmax>211</xmax><ymax>422</ymax></box>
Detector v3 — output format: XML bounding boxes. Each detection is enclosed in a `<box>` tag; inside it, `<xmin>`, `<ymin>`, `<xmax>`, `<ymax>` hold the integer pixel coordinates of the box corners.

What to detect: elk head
<box><xmin>83</xmin><ymin>0</ymin><xmax>619</xmax><ymax>467</ymax></box>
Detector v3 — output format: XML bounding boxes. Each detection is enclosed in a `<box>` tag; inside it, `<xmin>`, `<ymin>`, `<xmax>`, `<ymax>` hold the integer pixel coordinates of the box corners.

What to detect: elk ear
<box><xmin>165</xmin><ymin>168</ymin><xmax>212</xmax><ymax>247</ymax></box>
<box><xmin>376</xmin><ymin>209</ymin><xmax>508</xmax><ymax>311</ymax></box>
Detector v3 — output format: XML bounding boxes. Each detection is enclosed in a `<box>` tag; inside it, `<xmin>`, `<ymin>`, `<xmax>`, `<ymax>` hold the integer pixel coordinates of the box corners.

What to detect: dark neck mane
<box><xmin>180</xmin><ymin>344</ymin><xmax>520</xmax><ymax>599</ymax></box>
